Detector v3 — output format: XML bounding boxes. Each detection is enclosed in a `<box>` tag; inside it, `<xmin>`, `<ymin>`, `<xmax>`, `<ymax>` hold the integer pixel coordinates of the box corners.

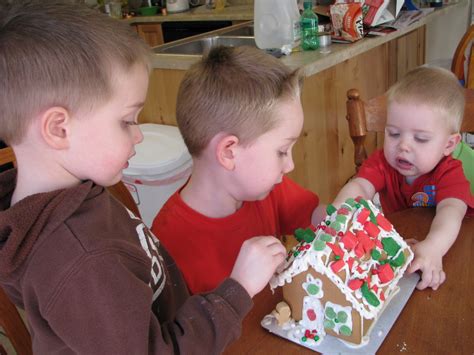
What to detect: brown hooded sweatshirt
<box><xmin>0</xmin><ymin>169</ymin><xmax>252</xmax><ymax>354</ymax></box>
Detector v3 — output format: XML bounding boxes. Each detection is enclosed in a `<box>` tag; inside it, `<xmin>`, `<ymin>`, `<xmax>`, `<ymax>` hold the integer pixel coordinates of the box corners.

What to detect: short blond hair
<box><xmin>176</xmin><ymin>46</ymin><xmax>303</xmax><ymax>156</ymax></box>
<box><xmin>387</xmin><ymin>66</ymin><xmax>465</xmax><ymax>133</ymax></box>
<box><xmin>0</xmin><ymin>0</ymin><xmax>151</xmax><ymax>145</ymax></box>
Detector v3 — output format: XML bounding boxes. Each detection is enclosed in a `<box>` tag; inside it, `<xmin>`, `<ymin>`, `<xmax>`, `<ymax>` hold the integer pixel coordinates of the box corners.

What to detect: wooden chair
<box><xmin>346</xmin><ymin>88</ymin><xmax>474</xmax><ymax>172</ymax></box>
<box><xmin>0</xmin><ymin>146</ymin><xmax>141</xmax><ymax>354</ymax></box>
<box><xmin>452</xmin><ymin>24</ymin><xmax>474</xmax><ymax>89</ymax></box>
<box><xmin>0</xmin><ymin>287</ymin><xmax>32</xmax><ymax>355</ymax></box>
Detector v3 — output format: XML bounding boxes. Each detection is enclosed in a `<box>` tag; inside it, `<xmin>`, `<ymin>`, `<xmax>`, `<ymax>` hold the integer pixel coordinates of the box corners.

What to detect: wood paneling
<box><xmin>139</xmin><ymin>69</ymin><xmax>185</xmax><ymax>125</ymax></box>
<box><xmin>135</xmin><ymin>23</ymin><xmax>164</xmax><ymax>47</ymax></box>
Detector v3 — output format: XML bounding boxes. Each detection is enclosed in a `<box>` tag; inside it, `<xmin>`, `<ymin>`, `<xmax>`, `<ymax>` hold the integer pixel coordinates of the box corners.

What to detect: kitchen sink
<box><xmin>218</xmin><ymin>25</ymin><xmax>254</xmax><ymax>37</ymax></box>
<box><xmin>153</xmin><ymin>35</ymin><xmax>257</xmax><ymax>55</ymax></box>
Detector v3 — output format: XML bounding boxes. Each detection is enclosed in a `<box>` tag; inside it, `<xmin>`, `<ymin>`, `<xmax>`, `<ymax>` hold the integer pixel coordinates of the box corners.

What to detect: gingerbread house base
<box><xmin>262</xmin><ymin>272</ymin><xmax>419</xmax><ymax>353</ymax></box>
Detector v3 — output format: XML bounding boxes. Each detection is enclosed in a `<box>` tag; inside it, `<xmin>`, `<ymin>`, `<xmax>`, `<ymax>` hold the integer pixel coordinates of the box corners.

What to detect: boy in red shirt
<box><xmin>0</xmin><ymin>2</ymin><xmax>286</xmax><ymax>353</ymax></box>
<box><xmin>333</xmin><ymin>66</ymin><xmax>474</xmax><ymax>291</ymax></box>
<box><xmin>152</xmin><ymin>46</ymin><xmax>325</xmax><ymax>294</ymax></box>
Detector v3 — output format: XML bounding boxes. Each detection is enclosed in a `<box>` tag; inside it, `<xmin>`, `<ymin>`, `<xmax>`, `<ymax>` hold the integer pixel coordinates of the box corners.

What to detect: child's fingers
<box><xmin>256</xmin><ymin>236</ymin><xmax>286</xmax><ymax>256</ymax></box>
<box><xmin>431</xmin><ymin>270</ymin><xmax>441</xmax><ymax>290</ymax></box>
<box><xmin>431</xmin><ymin>270</ymin><xmax>446</xmax><ymax>290</ymax></box>
<box><xmin>405</xmin><ymin>238</ymin><xmax>419</xmax><ymax>246</ymax></box>
<box><xmin>416</xmin><ymin>269</ymin><xmax>433</xmax><ymax>290</ymax></box>
<box><xmin>407</xmin><ymin>259</ymin><xmax>421</xmax><ymax>274</ymax></box>
<box><xmin>270</xmin><ymin>242</ymin><xmax>287</xmax><ymax>257</ymax></box>
<box><xmin>440</xmin><ymin>270</ymin><xmax>446</xmax><ymax>285</ymax></box>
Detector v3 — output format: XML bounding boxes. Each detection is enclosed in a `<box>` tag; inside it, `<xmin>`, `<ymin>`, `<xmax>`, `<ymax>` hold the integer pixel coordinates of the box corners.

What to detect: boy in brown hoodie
<box><xmin>0</xmin><ymin>1</ymin><xmax>286</xmax><ymax>354</ymax></box>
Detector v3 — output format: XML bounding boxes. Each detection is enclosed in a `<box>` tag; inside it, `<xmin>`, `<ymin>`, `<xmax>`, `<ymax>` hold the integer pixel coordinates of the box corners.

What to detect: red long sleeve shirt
<box><xmin>152</xmin><ymin>176</ymin><xmax>319</xmax><ymax>294</ymax></box>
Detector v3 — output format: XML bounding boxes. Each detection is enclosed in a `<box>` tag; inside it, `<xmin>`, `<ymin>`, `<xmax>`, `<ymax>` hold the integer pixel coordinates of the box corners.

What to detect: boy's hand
<box><xmin>407</xmin><ymin>239</ymin><xmax>446</xmax><ymax>290</ymax></box>
<box><xmin>230</xmin><ymin>236</ymin><xmax>286</xmax><ymax>298</ymax></box>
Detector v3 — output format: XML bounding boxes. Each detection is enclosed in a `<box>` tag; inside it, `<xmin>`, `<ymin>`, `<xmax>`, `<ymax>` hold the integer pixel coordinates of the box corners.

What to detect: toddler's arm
<box><xmin>311</xmin><ymin>204</ymin><xmax>327</xmax><ymax>226</ymax></box>
<box><xmin>407</xmin><ymin>198</ymin><xmax>467</xmax><ymax>290</ymax></box>
<box><xmin>332</xmin><ymin>177</ymin><xmax>376</xmax><ymax>207</ymax></box>
<box><xmin>230</xmin><ymin>236</ymin><xmax>286</xmax><ymax>298</ymax></box>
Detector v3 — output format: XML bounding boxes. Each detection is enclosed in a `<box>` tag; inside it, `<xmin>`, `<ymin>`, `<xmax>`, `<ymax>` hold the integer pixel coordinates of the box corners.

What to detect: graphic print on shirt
<box><xmin>411</xmin><ymin>185</ymin><xmax>436</xmax><ymax>207</ymax></box>
<box><xmin>127</xmin><ymin>209</ymin><xmax>167</xmax><ymax>301</ymax></box>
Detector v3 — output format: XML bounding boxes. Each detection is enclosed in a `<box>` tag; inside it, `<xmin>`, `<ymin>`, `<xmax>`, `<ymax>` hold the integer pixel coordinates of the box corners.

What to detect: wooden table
<box><xmin>224</xmin><ymin>209</ymin><xmax>474</xmax><ymax>355</ymax></box>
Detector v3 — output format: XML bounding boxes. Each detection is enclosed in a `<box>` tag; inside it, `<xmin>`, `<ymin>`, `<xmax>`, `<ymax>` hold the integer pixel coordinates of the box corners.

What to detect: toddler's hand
<box><xmin>230</xmin><ymin>236</ymin><xmax>286</xmax><ymax>298</ymax></box>
<box><xmin>407</xmin><ymin>239</ymin><xmax>446</xmax><ymax>290</ymax></box>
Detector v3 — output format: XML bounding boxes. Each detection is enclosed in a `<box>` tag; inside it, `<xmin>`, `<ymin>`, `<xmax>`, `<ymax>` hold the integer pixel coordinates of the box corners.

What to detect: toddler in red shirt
<box><xmin>152</xmin><ymin>46</ymin><xmax>325</xmax><ymax>294</ymax></box>
<box><xmin>333</xmin><ymin>66</ymin><xmax>474</xmax><ymax>291</ymax></box>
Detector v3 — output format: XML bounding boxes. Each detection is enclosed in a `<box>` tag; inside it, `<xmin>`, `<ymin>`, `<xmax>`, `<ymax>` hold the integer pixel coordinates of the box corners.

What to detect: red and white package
<box><xmin>329</xmin><ymin>2</ymin><xmax>364</xmax><ymax>42</ymax></box>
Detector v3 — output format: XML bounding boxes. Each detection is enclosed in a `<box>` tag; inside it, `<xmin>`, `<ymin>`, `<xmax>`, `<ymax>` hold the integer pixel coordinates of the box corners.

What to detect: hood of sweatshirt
<box><xmin>0</xmin><ymin>169</ymin><xmax>101</xmax><ymax>278</ymax></box>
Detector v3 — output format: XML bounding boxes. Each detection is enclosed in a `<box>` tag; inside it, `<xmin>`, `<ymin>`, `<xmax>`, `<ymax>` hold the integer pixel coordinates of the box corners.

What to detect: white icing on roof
<box><xmin>270</xmin><ymin>198</ymin><xmax>414</xmax><ymax>320</ymax></box>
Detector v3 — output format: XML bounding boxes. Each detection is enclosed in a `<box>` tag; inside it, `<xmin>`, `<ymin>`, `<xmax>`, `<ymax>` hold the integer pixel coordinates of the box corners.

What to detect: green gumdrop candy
<box><xmin>320</xmin><ymin>233</ymin><xmax>332</xmax><ymax>242</ymax></box>
<box><xmin>335</xmin><ymin>214</ymin><xmax>347</xmax><ymax>224</ymax></box>
<box><xmin>294</xmin><ymin>228</ymin><xmax>305</xmax><ymax>242</ymax></box>
<box><xmin>361</xmin><ymin>282</ymin><xmax>380</xmax><ymax>307</ymax></box>
<box><xmin>307</xmin><ymin>283</ymin><xmax>320</xmax><ymax>295</ymax></box>
<box><xmin>303</xmin><ymin>228</ymin><xmax>316</xmax><ymax>243</ymax></box>
<box><xmin>337</xmin><ymin>311</ymin><xmax>348</xmax><ymax>323</ymax></box>
<box><xmin>371</xmin><ymin>249</ymin><xmax>381</xmax><ymax>260</ymax></box>
<box><xmin>345</xmin><ymin>198</ymin><xmax>356</xmax><ymax>207</ymax></box>
<box><xmin>339</xmin><ymin>325</ymin><xmax>352</xmax><ymax>336</ymax></box>
<box><xmin>390</xmin><ymin>251</ymin><xmax>406</xmax><ymax>267</ymax></box>
<box><xmin>382</xmin><ymin>237</ymin><xmax>401</xmax><ymax>257</ymax></box>
<box><xmin>324</xmin><ymin>319</ymin><xmax>335</xmax><ymax>329</ymax></box>
<box><xmin>330</xmin><ymin>221</ymin><xmax>342</xmax><ymax>231</ymax></box>
<box><xmin>325</xmin><ymin>307</ymin><xmax>336</xmax><ymax>319</ymax></box>
<box><xmin>314</xmin><ymin>240</ymin><xmax>326</xmax><ymax>251</ymax></box>
<box><xmin>326</xmin><ymin>204</ymin><xmax>337</xmax><ymax>215</ymax></box>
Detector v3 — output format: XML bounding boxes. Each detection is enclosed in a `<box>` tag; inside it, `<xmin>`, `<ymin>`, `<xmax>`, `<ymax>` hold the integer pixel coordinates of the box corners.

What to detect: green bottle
<box><xmin>300</xmin><ymin>0</ymin><xmax>319</xmax><ymax>51</ymax></box>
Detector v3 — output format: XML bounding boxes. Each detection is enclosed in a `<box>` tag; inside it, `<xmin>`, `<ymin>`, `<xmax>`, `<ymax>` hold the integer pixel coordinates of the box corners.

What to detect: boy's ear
<box><xmin>40</xmin><ymin>106</ymin><xmax>71</xmax><ymax>150</ymax></box>
<box><xmin>215</xmin><ymin>134</ymin><xmax>239</xmax><ymax>171</ymax></box>
<box><xmin>443</xmin><ymin>133</ymin><xmax>461</xmax><ymax>156</ymax></box>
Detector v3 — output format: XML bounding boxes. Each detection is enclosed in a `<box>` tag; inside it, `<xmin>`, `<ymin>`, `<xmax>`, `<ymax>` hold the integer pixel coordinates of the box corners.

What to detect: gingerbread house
<box><xmin>269</xmin><ymin>197</ymin><xmax>413</xmax><ymax>347</ymax></box>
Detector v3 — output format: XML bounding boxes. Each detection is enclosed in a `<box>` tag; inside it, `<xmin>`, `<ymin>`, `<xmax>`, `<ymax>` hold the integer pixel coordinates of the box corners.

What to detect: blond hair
<box><xmin>0</xmin><ymin>0</ymin><xmax>151</xmax><ymax>145</ymax></box>
<box><xmin>176</xmin><ymin>46</ymin><xmax>303</xmax><ymax>156</ymax></box>
<box><xmin>387</xmin><ymin>66</ymin><xmax>465</xmax><ymax>133</ymax></box>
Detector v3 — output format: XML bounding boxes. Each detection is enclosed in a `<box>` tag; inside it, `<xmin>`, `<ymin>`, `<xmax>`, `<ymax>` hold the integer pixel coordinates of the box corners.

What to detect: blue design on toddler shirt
<box><xmin>411</xmin><ymin>185</ymin><xmax>436</xmax><ymax>207</ymax></box>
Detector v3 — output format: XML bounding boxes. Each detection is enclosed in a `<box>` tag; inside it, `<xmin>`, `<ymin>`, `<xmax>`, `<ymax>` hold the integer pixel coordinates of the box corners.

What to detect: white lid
<box><xmin>123</xmin><ymin>123</ymin><xmax>191</xmax><ymax>176</ymax></box>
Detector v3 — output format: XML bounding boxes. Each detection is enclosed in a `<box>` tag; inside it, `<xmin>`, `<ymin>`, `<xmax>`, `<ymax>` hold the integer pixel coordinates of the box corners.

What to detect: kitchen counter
<box><xmin>151</xmin><ymin>1</ymin><xmax>465</xmax><ymax>74</ymax></box>
<box><xmin>123</xmin><ymin>4</ymin><xmax>253</xmax><ymax>24</ymax></box>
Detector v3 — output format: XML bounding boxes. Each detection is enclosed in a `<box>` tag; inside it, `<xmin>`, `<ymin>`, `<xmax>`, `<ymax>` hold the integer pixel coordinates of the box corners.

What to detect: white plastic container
<box><xmin>254</xmin><ymin>0</ymin><xmax>300</xmax><ymax>50</ymax></box>
<box><xmin>122</xmin><ymin>123</ymin><xmax>192</xmax><ymax>227</ymax></box>
<box><xmin>166</xmin><ymin>0</ymin><xmax>190</xmax><ymax>13</ymax></box>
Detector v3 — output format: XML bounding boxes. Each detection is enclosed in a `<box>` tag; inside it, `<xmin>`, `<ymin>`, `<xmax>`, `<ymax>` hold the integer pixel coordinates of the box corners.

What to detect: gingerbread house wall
<box><xmin>282</xmin><ymin>268</ymin><xmax>374</xmax><ymax>345</ymax></box>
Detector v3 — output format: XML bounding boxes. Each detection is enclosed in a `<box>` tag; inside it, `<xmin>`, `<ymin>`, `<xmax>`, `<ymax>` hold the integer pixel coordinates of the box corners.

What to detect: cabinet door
<box><xmin>135</xmin><ymin>23</ymin><xmax>164</xmax><ymax>47</ymax></box>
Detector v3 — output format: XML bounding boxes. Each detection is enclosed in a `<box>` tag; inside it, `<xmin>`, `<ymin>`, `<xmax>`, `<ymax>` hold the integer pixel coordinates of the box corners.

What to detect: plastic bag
<box><xmin>330</xmin><ymin>2</ymin><xmax>364</xmax><ymax>42</ymax></box>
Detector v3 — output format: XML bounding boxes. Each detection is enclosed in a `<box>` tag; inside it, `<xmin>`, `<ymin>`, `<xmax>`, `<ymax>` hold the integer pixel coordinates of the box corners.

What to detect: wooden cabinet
<box><xmin>134</xmin><ymin>23</ymin><xmax>164</xmax><ymax>47</ymax></box>
<box><xmin>139</xmin><ymin>27</ymin><xmax>426</xmax><ymax>202</ymax></box>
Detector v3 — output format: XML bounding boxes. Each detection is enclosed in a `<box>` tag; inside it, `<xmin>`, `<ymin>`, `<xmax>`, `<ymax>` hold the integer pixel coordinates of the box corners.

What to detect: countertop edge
<box><xmin>124</xmin><ymin>4</ymin><xmax>253</xmax><ymax>24</ymax></box>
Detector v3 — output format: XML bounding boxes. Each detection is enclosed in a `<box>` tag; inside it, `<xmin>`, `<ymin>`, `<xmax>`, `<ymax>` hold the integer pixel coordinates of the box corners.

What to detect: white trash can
<box><xmin>122</xmin><ymin>123</ymin><xmax>192</xmax><ymax>227</ymax></box>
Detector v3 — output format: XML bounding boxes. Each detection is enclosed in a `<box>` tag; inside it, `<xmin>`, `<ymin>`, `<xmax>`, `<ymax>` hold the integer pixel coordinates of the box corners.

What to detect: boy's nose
<box><xmin>134</xmin><ymin>126</ymin><xmax>144</xmax><ymax>144</ymax></box>
<box><xmin>398</xmin><ymin>138</ymin><xmax>411</xmax><ymax>152</ymax></box>
<box><xmin>283</xmin><ymin>155</ymin><xmax>295</xmax><ymax>174</ymax></box>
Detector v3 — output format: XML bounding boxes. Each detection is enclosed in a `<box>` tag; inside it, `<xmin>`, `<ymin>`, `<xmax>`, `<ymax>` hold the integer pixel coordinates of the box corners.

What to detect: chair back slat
<box><xmin>365</xmin><ymin>95</ymin><xmax>387</xmax><ymax>133</ymax></box>
<box><xmin>461</xmin><ymin>88</ymin><xmax>474</xmax><ymax>132</ymax></box>
<box><xmin>0</xmin><ymin>287</ymin><xmax>33</xmax><ymax>355</ymax></box>
<box><xmin>451</xmin><ymin>24</ymin><xmax>474</xmax><ymax>86</ymax></box>
<box><xmin>0</xmin><ymin>147</ymin><xmax>15</xmax><ymax>167</ymax></box>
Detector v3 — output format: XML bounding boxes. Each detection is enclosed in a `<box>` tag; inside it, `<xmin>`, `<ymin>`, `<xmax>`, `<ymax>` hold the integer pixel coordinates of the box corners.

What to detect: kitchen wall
<box><xmin>425</xmin><ymin>0</ymin><xmax>471</xmax><ymax>69</ymax></box>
